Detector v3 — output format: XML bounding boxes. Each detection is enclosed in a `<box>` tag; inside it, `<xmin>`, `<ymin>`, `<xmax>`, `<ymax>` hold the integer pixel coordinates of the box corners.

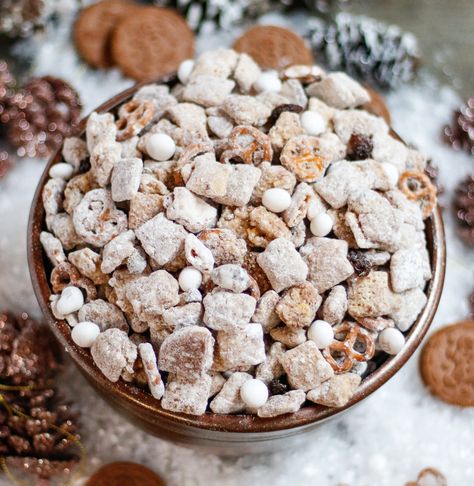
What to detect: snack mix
<box><xmin>41</xmin><ymin>48</ymin><xmax>436</xmax><ymax>418</ymax></box>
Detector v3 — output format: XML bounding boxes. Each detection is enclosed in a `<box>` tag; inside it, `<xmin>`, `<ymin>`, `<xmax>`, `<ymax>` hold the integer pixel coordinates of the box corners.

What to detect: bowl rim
<box><xmin>27</xmin><ymin>78</ymin><xmax>446</xmax><ymax>434</ymax></box>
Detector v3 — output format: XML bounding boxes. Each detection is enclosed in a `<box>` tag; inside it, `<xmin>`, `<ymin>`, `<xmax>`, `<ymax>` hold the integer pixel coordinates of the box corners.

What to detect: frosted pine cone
<box><xmin>454</xmin><ymin>174</ymin><xmax>474</xmax><ymax>247</ymax></box>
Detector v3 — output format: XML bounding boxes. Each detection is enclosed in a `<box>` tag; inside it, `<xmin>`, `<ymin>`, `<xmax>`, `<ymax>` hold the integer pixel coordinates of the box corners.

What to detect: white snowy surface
<box><xmin>0</xmin><ymin>6</ymin><xmax>473</xmax><ymax>486</ymax></box>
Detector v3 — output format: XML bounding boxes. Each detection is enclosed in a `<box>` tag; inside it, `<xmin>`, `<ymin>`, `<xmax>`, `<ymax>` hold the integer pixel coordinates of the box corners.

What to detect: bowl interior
<box><xmin>27</xmin><ymin>79</ymin><xmax>446</xmax><ymax>434</ymax></box>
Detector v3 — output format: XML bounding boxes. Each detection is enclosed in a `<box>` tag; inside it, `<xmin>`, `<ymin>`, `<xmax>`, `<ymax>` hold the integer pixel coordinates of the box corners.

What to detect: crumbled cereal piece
<box><xmin>213</xmin><ymin>324</ymin><xmax>266</xmax><ymax>370</ymax></box>
<box><xmin>162</xmin><ymin>302</ymin><xmax>203</xmax><ymax>329</ymax></box>
<box><xmin>108</xmin><ymin>269</ymin><xmax>141</xmax><ymax>314</ymax></box>
<box><xmin>90</xmin><ymin>140</ymin><xmax>121</xmax><ymax>187</ymax></box>
<box><xmin>138</xmin><ymin>342</ymin><xmax>164</xmax><ymax>399</ymax></box>
<box><xmin>280</xmin><ymin>135</ymin><xmax>328</xmax><ymax>183</ymax></box>
<box><xmin>389</xmin><ymin>287</ymin><xmax>427</xmax><ymax>331</ymax></box>
<box><xmin>62</xmin><ymin>136</ymin><xmax>88</xmax><ymax>171</ymax></box>
<box><xmin>139</xmin><ymin>174</ymin><xmax>169</xmax><ymax>195</ymax></box>
<box><xmin>78</xmin><ymin>299</ymin><xmax>129</xmax><ymax>333</ymax></box>
<box><xmin>290</xmin><ymin>220</ymin><xmax>307</xmax><ymax>249</ymax></box>
<box><xmin>166</xmin><ymin>187</ymin><xmax>217</xmax><ymax>233</ymax></box>
<box><xmin>127</xmin><ymin>246</ymin><xmax>148</xmax><ymax>274</ymax></box>
<box><xmin>329</xmin><ymin>209</ymin><xmax>358</xmax><ymax>247</ymax></box>
<box><xmin>346</xmin><ymin>190</ymin><xmax>402</xmax><ymax>251</ymax></box>
<box><xmin>356</xmin><ymin>316</ymin><xmax>394</xmax><ymax>332</ymax></box>
<box><xmin>90</xmin><ymin>328</ymin><xmax>137</xmax><ymax>382</ymax></box>
<box><xmin>372</xmin><ymin>133</ymin><xmax>408</xmax><ymax>173</ymax></box>
<box><xmin>280</xmin><ymin>79</ymin><xmax>308</xmax><ymax>107</ymax></box>
<box><xmin>390</xmin><ymin>248</ymin><xmax>428</xmax><ymax>293</ymax></box>
<box><xmin>186</xmin><ymin>152</ymin><xmax>231</xmax><ymax>199</ymax></box>
<box><xmin>40</xmin><ymin>231</ymin><xmax>66</xmax><ymax>266</ymax></box>
<box><xmin>49</xmin><ymin>213</ymin><xmax>81</xmax><ymax>250</ymax></box>
<box><xmin>111</xmin><ymin>158</ymin><xmax>143</xmax><ymax>202</ymax></box>
<box><xmin>209</xmin><ymin>372</ymin><xmax>226</xmax><ymax>398</ymax></box>
<box><xmin>167</xmin><ymin>102</ymin><xmax>207</xmax><ymax>133</ymax></box>
<box><xmin>68</xmin><ymin>248</ymin><xmax>108</xmax><ymax>285</ymax></box>
<box><xmin>251</xmin><ymin>290</ymin><xmax>280</xmax><ymax>332</ymax></box>
<box><xmin>276</xmin><ymin>282</ymin><xmax>322</xmax><ymax>328</ymax></box>
<box><xmin>183</xmin><ymin>75</ymin><xmax>235</xmax><ymax>108</ymax></box>
<box><xmin>42</xmin><ymin>178</ymin><xmax>65</xmax><ymax>216</ymax></box>
<box><xmin>215</xmin><ymin>164</ymin><xmax>262</xmax><ymax>208</ymax></box>
<box><xmin>72</xmin><ymin>188</ymin><xmax>127</xmax><ymax>247</ymax></box>
<box><xmin>251</xmin><ymin>162</ymin><xmax>297</xmax><ymax>205</ymax></box>
<box><xmin>210</xmin><ymin>372</ymin><xmax>252</xmax><ymax>414</ymax></box>
<box><xmin>149</xmin><ymin>316</ymin><xmax>173</xmax><ymax>349</ymax></box>
<box><xmin>269</xmin><ymin>112</ymin><xmax>304</xmax><ymax>151</ymax></box>
<box><xmin>270</xmin><ymin>325</ymin><xmax>306</xmax><ymax>348</ymax></box>
<box><xmin>190</xmin><ymin>49</ymin><xmax>238</xmax><ymax>80</ymax></box>
<box><xmin>257</xmin><ymin>238</ymin><xmax>308</xmax><ymax>293</ymax></box>
<box><xmin>364</xmin><ymin>250</ymin><xmax>391</xmax><ymax>266</ymax></box>
<box><xmin>248</xmin><ymin>206</ymin><xmax>292</xmax><ymax>248</ymax></box>
<box><xmin>218</xmin><ymin>206</ymin><xmax>252</xmax><ymax>239</ymax></box>
<box><xmin>133</xmin><ymin>84</ymin><xmax>177</xmax><ymax>121</ymax></box>
<box><xmin>257</xmin><ymin>390</ymin><xmax>306</xmax><ymax>418</ymax></box>
<box><xmin>203</xmin><ymin>291</ymin><xmax>256</xmax><ymax>330</ymax></box>
<box><xmin>222</xmin><ymin>95</ymin><xmax>272</xmax><ymax>126</ymax></box>
<box><xmin>233</xmin><ymin>53</ymin><xmax>261</xmax><ymax>92</ymax></box>
<box><xmin>322</xmin><ymin>285</ymin><xmax>347</xmax><ymax>325</ymax></box>
<box><xmin>129</xmin><ymin>193</ymin><xmax>164</xmax><ymax>230</ymax></box>
<box><xmin>63</xmin><ymin>172</ymin><xmax>98</xmax><ymax>215</ymax></box>
<box><xmin>125</xmin><ymin>270</ymin><xmax>179</xmax><ymax>321</ymax></box>
<box><xmin>283</xmin><ymin>182</ymin><xmax>313</xmax><ymax>227</ymax></box>
<box><xmin>86</xmin><ymin>112</ymin><xmax>116</xmax><ymax>153</ymax></box>
<box><xmin>50</xmin><ymin>262</ymin><xmax>97</xmax><ymax>301</ymax></box>
<box><xmin>332</xmin><ymin>109</ymin><xmax>388</xmax><ymax>144</ymax></box>
<box><xmin>211</xmin><ymin>264</ymin><xmax>251</xmax><ymax>293</ymax></box>
<box><xmin>256</xmin><ymin>342</ymin><xmax>285</xmax><ymax>384</ymax></box>
<box><xmin>116</xmin><ymin>100</ymin><xmax>155</xmax><ymax>141</ymax></box>
<box><xmin>178</xmin><ymin>289</ymin><xmax>203</xmax><ymax>305</ymax></box>
<box><xmin>207</xmin><ymin>114</ymin><xmax>234</xmax><ymax>139</ymax></box>
<box><xmin>161</xmin><ymin>373</ymin><xmax>212</xmax><ymax>416</ymax></box>
<box><xmin>405</xmin><ymin>148</ymin><xmax>428</xmax><ymax>172</ymax></box>
<box><xmin>184</xmin><ymin>233</ymin><xmax>215</xmax><ymax>273</ymax></box>
<box><xmin>300</xmin><ymin>237</ymin><xmax>353</xmax><ymax>293</ymax></box>
<box><xmin>136</xmin><ymin>213</ymin><xmax>187</xmax><ymax>267</ymax></box>
<box><xmin>306</xmin><ymin>72</ymin><xmax>370</xmax><ymax>109</ymax></box>
<box><xmin>159</xmin><ymin>326</ymin><xmax>214</xmax><ymax>379</ymax></box>
<box><xmin>221</xmin><ymin>125</ymin><xmax>272</xmax><ymax>166</ymax></box>
<box><xmin>242</xmin><ymin>251</ymin><xmax>272</xmax><ymax>295</ymax></box>
<box><xmin>101</xmin><ymin>230</ymin><xmax>136</xmax><ymax>274</ymax></box>
<box><xmin>385</xmin><ymin>189</ymin><xmax>424</xmax><ymax>231</ymax></box>
<box><xmin>279</xmin><ymin>340</ymin><xmax>334</xmax><ymax>391</ymax></box>
<box><xmin>120</xmin><ymin>135</ymin><xmax>140</xmax><ymax>158</ymax></box>
<box><xmin>307</xmin><ymin>373</ymin><xmax>361</xmax><ymax>408</ymax></box>
<box><xmin>198</xmin><ymin>228</ymin><xmax>247</xmax><ymax>266</ymax></box>
<box><xmin>347</xmin><ymin>271</ymin><xmax>397</xmax><ymax>319</ymax></box>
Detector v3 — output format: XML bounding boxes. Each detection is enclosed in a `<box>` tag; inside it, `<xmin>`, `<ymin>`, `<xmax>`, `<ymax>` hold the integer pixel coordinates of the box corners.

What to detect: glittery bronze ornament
<box><xmin>453</xmin><ymin>173</ymin><xmax>474</xmax><ymax>247</ymax></box>
<box><xmin>7</xmin><ymin>76</ymin><xmax>82</xmax><ymax>159</ymax></box>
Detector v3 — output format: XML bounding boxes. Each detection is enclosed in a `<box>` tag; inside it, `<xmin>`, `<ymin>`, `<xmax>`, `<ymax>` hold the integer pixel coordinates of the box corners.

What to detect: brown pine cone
<box><xmin>0</xmin><ymin>59</ymin><xmax>16</xmax><ymax>129</ymax></box>
<box><xmin>454</xmin><ymin>174</ymin><xmax>474</xmax><ymax>247</ymax></box>
<box><xmin>0</xmin><ymin>150</ymin><xmax>14</xmax><ymax>179</ymax></box>
<box><xmin>0</xmin><ymin>312</ymin><xmax>62</xmax><ymax>386</ymax></box>
<box><xmin>0</xmin><ymin>0</ymin><xmax>45</xmax><ymax>38</ymax></box>
<box><xmin>7</xmin><ymin>76</ymin><xmax>82</xmax><ymax>158</ymax></box>
<box><xmin>442</xmin><ymin>98</ymin><xmax>474</xmax><ymax>156</ymax></box>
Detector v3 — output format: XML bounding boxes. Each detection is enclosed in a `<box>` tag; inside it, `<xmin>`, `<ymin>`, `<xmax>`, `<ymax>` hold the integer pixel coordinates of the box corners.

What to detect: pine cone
<box><xmin>442</xmin><ymin>97</ymin><xmax>474</xmax><ymax>156</ymax></box>
<box><xmin>453</xmin><ymin>174</ymin><xmax>474</xmax><ymax>247</ymax></box>
<box><xmin>0</xmin><ymin>0</ymin><xmax>46</xmax><ymax>38</ymax></box>
<box><xmin>0</xmin><ymin>59</ymin><xmax>16</xmax><ymax>130</ymax></box>
<box><xmin>307</xmin><ymin>13</ymin><xmax>420</xmax><ymax>89</ymax></box>
<box><xmin>6</xmin><ymin>76</ymin><xmax>82</xmax><ymax>159</ymax></box>
<box><xmin>0</xmin><ymin>312</ymin><xmax>61</xmax><ymax>386</ymax></box>
<box><xmin>0</xmin><ymin>150</ymin><xmax>14</xmax><ymax>180</ymax></box>
<box><xmin>154</xmin><ymin>0</ymin><xmax>271</xmax><ymax>31</ymax></box>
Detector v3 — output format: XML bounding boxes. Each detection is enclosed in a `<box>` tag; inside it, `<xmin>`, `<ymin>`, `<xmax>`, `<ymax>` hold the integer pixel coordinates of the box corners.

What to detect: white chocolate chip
<box><xmin>146</xmin><ymin>133</ymin><xmax>176</xmax><ymax>162</ymax></box>
<box><xmin>177</xmin><ymin>59</ymin><xmax>195</xmax><ymax>84</ymax></box>
<box><xmin>71</xmin><ymin>321</ymin><xmax>100</xmax><ymax>348</ymax></box>
<box><xmin>307</xmin><ymin>320</ymin><xmax>334</xmax><ymax>349</ymax></box>
<box><xmin>310</xmin><ymin>212</ymin><xmax>333</xmax><ymax>237</ymax></box>
<box><xmin>262</xmin><ymin>188</ymin><xmax>292</xmax><ymax>213</ymax></box>
<box><xmin>179</xmin><ymin>266</ymin><xmax>203</xmax><ymax>291</ymax></box>
<box><xmin>56</xmin><ymin>286</ymin><xmax>84</xmax><ymax>315</ymax></box>
<box><xmin>254</xmin><ymin>71</ymin><xmax>282</xmax><ymax>93</ymax></box>
<box><xmin>381</xmin><ymin>162</ymin><xmax>399</xmax><ymax>187</ymax></box>
<box><xmin>49</xmin><ymin>163</ymin><xmax>74</xmax><ymax>180</ymax></box>
<box><xmin>300</xmin><ymin>111</ymin><xmax>327</xmax><ymax>136</ymax></box>
<box><xmin>240</xmin><ymin>378</ymin><xmax>269</xmax><ymax>409</ymax></box>
<box><xmin>378</xmin><ymin>328</ymin><xmax>405</xmax><ymax>355</ymax></box>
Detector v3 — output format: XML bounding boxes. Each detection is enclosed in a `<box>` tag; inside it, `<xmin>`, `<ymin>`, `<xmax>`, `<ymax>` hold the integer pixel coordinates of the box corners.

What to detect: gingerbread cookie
<box><xmin>74</xmin><ymin>0</ymin><xmax>137</xmax><ymax>69</ymax></box>
<box><xmin>420</xmin><ymin>320</ymin><xmax>474</xmax><ymax>407</ymax></box>
<box><xmin>111</xmin><ymin>7</ymin><xmax>194</xmax><ymax>81</ymax></box>
<box><xmin>233</xmin><ymin>26</ymin><xmax>314</xmax><ymax>71</ymax></box>
<box><xmin>86</xmin><ymin>462</ymin><xmax>165</xmax><ymax>486</ymax></box>
<box><xmin>362</xmin><ymin>87</ymin><xmax>391</xmax><ymax>125</ymax></box>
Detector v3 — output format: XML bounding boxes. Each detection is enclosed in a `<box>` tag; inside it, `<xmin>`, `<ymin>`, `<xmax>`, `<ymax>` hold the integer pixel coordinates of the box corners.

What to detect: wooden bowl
<box><xmin>27</xmin><ymin>79</ymin><xmax>446</xmax><ymax>455</ymax></box>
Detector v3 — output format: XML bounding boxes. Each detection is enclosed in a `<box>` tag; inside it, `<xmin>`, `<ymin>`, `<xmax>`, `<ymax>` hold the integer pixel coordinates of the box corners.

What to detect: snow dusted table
<box><xmin>0</xmin><ymin>3</ymin><xmax>473</xmax><ymax>485</ymax></box>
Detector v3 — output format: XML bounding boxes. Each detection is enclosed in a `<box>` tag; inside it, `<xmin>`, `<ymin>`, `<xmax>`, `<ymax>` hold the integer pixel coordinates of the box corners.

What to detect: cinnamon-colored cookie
<box><xmin>233</xmin><ymin>25</ymin><xmax>314</xmax><ymax>71</ymax></box>
<box><xmin>74</xmin><ymin>0</ymin><xmax>138</xmax><ymax>69</ymax></box>
<box><xmin>362</xmin><ymin>87</ymin><xmax>391</xmax><ymax>125</ymax></box>
<box><xmin>111</xmin><ymin>7</ymin><xmax>195</xmax><ymax>82</ymax></box>
<box><xmin>86</xmin><ymin>462</ymin><xmax>165</xmax><ymax>486</ymax></box>
<box><xmin>420</xmin><ymin>320</ymin><xmax>474</xmax><ymax>407</ymax></box>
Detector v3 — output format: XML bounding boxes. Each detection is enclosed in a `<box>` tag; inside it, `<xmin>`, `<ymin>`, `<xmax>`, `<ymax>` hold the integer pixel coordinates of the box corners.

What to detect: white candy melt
<box><xmin>146</xmin><ymin>133</ymin><xmax>176</xmax><ymax>162</ymax></box>
<box><xmin>301</xmin><ymin>111</ymin><xmax>327</xmax><ymax>136</ymax></box>
<box><xmin>56</xmin><ymin>286</ymin><xmax>84</xmax><ymax>315</ymax></box>
<box><xmin>310</xmin><ymin>212</ymin><xmax>333</xmax><ymax>237</ymax></box>
<box><xmin>49</xmin><ymin>163</ymin><xmax>74</xmax><ymax>180</ymax></box>
<box><xmin>240</xmin><ymin>378</ymin><xmax>269</xmax><ymax>408</ymax></box>
<box><xmin>381</xmin><ymin>162</ymin><xmax>399</xmax><ymax>186</ymax></box>
<box><xmin>262</xmin><ymin>188</ymin><xmax>292</xmax><ymax>213</ymax></box>
<box><xmin>71</xmin><ymin>321</ymin><xmax>100</xmax><ymax>348</ymax></box>
<box><xmin>177</xmin><ymin>59</ymin><xmax>195</xmax><ymax>84</ymax></box>
<box><xmin>308</xmin><ymin>320</ymin><xmax>334</xmax><ymax>349</ymax></box>
<box><xmin>254</xmin><ymin>71</ymin><xmax>282</xmax><ymax>93</ymax></box>
<box><xmin>378</xmin><ymin>328</ymin><xmax>405</xmax><ymax>355</ymax></box>
<box><xmin>179</xmin><ymin>266</ymin><xmax>203</xmax><ymax>291</ymax></box>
